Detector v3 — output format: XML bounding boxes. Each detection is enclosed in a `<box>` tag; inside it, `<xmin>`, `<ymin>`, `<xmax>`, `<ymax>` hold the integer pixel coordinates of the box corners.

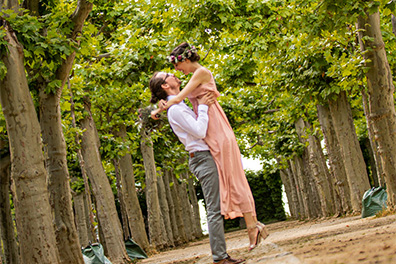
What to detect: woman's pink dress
<box><xmin>187</xmin><ymin>68</ymin><xmax>256</xmax><ymax>219</ymax></box>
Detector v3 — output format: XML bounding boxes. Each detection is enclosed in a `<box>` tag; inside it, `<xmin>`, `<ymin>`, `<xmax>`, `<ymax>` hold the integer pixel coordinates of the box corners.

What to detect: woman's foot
<box><xmin>247</xmin><ymin>222</ymin><xmax>269</xmax><ymax>251</ymax></box>
<box><xmin>247</xmin><ymin>225</ymin><xmax>261</xmax><ymax>251</ymax></box>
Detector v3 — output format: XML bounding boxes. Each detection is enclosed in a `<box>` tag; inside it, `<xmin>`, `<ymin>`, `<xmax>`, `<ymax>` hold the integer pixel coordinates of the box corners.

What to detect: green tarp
<box><xmin>125</xmin><ymin>238</ymin><xmax>148</xmax><ymax>260</ymax></box>
<box><xmin>82</xmin><ymin>239</ymin><xmax>147</xmax><ymax>264</ymax></box>
<box><xmin>82</xmin><ymin>243</ymin><xmax>112</xmax><ymax>264</ymax></box>
<box><xmin>361</xmin><ymin>186</ymin><xmax>387</xmax><ymax>218</ymax></box>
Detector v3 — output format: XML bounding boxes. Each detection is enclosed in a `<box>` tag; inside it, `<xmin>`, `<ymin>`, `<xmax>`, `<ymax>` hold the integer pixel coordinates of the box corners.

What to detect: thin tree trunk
<box><xmin>296</xmin><ymin>150</ymin><xmax>322</xmax><ymax>218</ymax></box>
<box><xmin>113</xmin><ymin>159</ymin><xmax>130</xmax><ymax>240</ymax></box>
<box><xmin>362</xmin><ymin>89</ymin><xmax>384</xmax><ymax>187</ymax></box>
<box><xmin>328</xmin><ymin>91</ymin><xmax>370</xmax><ymax>212</ymax></box>
<box><xmin>140</xmin><ymin>129</ymin><xmax>167</xmax><ymax>249</ymax></box>
<box><xmin>187</xmin><ymin>173</ymin><xmax>203</xmax><ymax>238</ymax></box>
<box><xmin>83</xmin><ymin>191</ymin><xmax>95</xmax><ymax>243</ymax></box>
<box><xmin>163</xmin><ymin>170</ymin><xmax>182</xmax><ymax>245</ymax></box>
<box><xmin>170</xmin><ymin>170</ymin><xmax>188</xmax><ymax>243</ymax></box>
<box><xmin>69</xmin><ymin>81</ymin><xmax>96</xmax><ymax>241</ymax></box>
<box><xmin>157</xmin><ymin>171</ymin><xmax>175</xmax><ymax>246</ymax></box>
<box><xmin>0</xmin><ymin>23</ymin><xmax>60</xmax><ymax>263</ymax></box>
<box><xmin>317</xmin><ymin>104</ymin><xmax>351</xmax><ymax>215</ymax></box>
<box><xmin>278</xmin><ymin>160</ymin><xmax>299</xmax><ymax>219</ymax></box>
<box><xmin>288</xmin><ymin>156</ymin><xmax>309</xmax><ymax>219</ymax></box>
<box><xmin>177</xmin><ymin>172</ymin><xmax>194</xmax><ymax>241</ymax></box>
<box><xmin>72</xmin><ymin>189</ymin><xmax>90</xmax><ymax>247</ymax></box>
<box><xmin>114</xmin><ymin>125</ymin><xmax>150</xmax><ymax>251</ymax></box>
<box><xmin>0</xmin><ymin>154</ymin><xmax>20</xmax><ymax>264</ymax></box>
<box><xmin>80</xmin><ymin>98</ymin><xmax>131</xmax><ymax>263</ymax></box>
<box><xmin>295</xmin><ymin>118</ymin><xmax>333</xmax><ymax>217</ymax></box>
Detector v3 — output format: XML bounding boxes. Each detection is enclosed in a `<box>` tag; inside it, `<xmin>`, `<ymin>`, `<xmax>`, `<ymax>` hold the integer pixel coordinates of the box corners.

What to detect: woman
<box><xmin>152</xmin><ymin>42</ymin><xmax>268</xmax><ymax>251</ymax></box>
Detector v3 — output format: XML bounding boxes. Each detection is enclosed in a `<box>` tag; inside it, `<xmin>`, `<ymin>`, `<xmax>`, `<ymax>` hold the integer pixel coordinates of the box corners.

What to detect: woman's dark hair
<box><xmin>170</xmin><ymin>42</ymin><xmax>200</xmax><ymax>62</ymax></box>
<box><xmin>149</xmin><ymin>72</ymin><xmax>168</xmax><ymax>104</ymax></box>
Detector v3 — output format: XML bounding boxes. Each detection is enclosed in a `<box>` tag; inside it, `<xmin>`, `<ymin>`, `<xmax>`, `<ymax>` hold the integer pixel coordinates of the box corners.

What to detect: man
<box><xmin>149</xmin><ymin>72</ymin><xmax>245</xmax><ymax>264</ymax></box>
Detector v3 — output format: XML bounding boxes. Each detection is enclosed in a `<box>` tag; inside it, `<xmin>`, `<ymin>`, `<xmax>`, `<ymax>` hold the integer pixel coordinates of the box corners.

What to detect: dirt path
<box><xmin>139</xmin><ymin>214</ymin><xmax>396</xmax><ymax>264</ymax></box>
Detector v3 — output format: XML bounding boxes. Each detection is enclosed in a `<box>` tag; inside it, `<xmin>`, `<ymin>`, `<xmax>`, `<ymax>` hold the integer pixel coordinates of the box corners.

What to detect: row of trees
<box><xmin>1</xmin><ymin>0</ymin><xmax>396</xmax><ymax>263</ymax></box>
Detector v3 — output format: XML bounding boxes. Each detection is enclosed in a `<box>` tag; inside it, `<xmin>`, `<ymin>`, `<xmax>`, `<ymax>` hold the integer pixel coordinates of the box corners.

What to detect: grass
<box><xmin>375</xmin><ymin>207</ymin><xmax>396</xmax><ymax>218</ymax></box>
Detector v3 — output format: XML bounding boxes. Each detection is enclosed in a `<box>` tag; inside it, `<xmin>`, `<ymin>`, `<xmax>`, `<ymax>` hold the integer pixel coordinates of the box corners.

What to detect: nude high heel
<box><xmin>247</xmin><ymin>225</ymin><xmax>261</xmax><ymax>252</ymax></box>
<box><xmin>257</xmin><ymin>221</ymin><xmax>269</xmax><ymax>240</ymax></box>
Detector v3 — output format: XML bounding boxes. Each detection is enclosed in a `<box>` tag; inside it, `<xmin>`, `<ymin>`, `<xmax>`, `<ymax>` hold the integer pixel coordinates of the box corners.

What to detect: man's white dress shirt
<box><xmin>166</xmin><ymin>95</ymin><xmax>210</xmax><ymax>154</ymax></box>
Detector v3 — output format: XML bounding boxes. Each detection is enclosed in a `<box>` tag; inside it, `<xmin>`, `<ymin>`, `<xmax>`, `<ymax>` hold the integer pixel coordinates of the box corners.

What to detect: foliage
<box><xmin>3</xmin><ymin>0</ymin><xmax>396</xmax><ymax>236</ymax></box>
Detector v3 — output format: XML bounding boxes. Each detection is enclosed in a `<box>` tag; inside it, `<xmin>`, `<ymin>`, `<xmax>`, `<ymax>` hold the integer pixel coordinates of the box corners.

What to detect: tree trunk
<box><xmin>80</xmin><ymin>98</ymin><xmax>130</xmax><ymax>263</ymax></box>
<box><xmin>69</xmin><ymin>81</ymin><xmax>96</xmax><ymax>241</ymax></box>
<box><xmin>83</xmin><ymin>191</ymin><xmax>95</xmax><ymax>243</ymax></box>
<box><xmin>0</xmin><ymin>154</ymin><xmax>20</xmax><ymax>264</ymax></box>
<box><xmin>113</xmin><ymin>159</ymin><xmax>130</xmax><ymax>240</ymax></box>
<box><xmin>177</xmin><ymin>172</ymin><xmax>194</xmax><ymax>241</ymax></box>
<box><xmin>328</xmin><ymin>91</ymin><xmax>370</xmax><ymax>212</ymax></box>
<box><xmin>0</xmin><ymin>24</ymin><xmax>60</xmax><ymax>263</ymax></box>
<box><xmin>114</xmin><ymin>125</ymin><xmax>150</xmax><ymax>251</ymax></box>
<box><xmin>295</xmin><ymin>118</ymin><xmax>334</xmax><ymax>217</ymax></box>
<box><xmin>288</xmin><ymin>156</ymin><xmax>309</xmax><ymax>219</ymax></box>
<box><xmin>317</xmin><ymin>104</ymin><xmax>351</xmax><ymax>214</ymax></box>
<box><xmin>157</xmin><ymin>172</ymin><xmax>175</xmax><ymax>246</ymax></box>
<box><xmin>358</xmin><ymin>11</ymin><xmax>396</xmax><ymax>208</ymax></box>
<box><xmin>187</xmin><ymin>173</ymin><xmax>203</xmax><ymax>238</ymax></box>
<box><xmin>140</xmin><ymin>129</ymin><xmax>167</xmax><ymax>249</ymax></box>
<box><xmin>362</xmin><ymin>88</ymin><xmax>384</xmax><ymax>187</ymax></box>
<box><xmin>39</xmin><ymin>89</ymin><xmax>84</xmax><ymax>264</ymax></box>
<box><xmin>170</xmin><ymin>170</ymin><xmax>188</xmax><ymax>243</ymax></box>
<box><xmin>72</xmin><ymin>190</ymin><xmax>90</xmax><ymax>247</ymax></box>
<box><xmin>278</xmin><ymin>160</ymin><xmax>299</xmax><ymax>219</ymax></box>
<box><xmin>163</xmin><ymin>169</ymin><xmax>182</xmax><ymax>245</ymax></box>
<box><xmin>35</xmin><ymin>1</ymin><xmax>92</xmax><ymax>262</ymax></box>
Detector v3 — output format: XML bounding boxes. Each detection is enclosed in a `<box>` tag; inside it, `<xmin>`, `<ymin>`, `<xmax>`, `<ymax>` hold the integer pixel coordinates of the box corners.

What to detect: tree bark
<box><xmin>69</xmin><ymin>81</ymin><xmax>96</xmax><ymax>241</ymax></box>
<box><xmin>0</xmin><ymin>24</ymin><xmax>60</xmax><ymax>263</ymax></box>
<box><xmin>177</xmin><ymin>172</ymin><xmax>194</xmax><ymax>241</ymax></box>
<box><xmin>295</xmin><ymin>118</ymin><xmax>334</xmax><ymax>217</ymax></box>
<box><xmin>140</xmin><ymin>129</ymin><xmax>167</xmax><ymax>249</ymax></box>
<box><xmin>36</xmin><ymin>2</ymin><xmax>92</xmax><ymax>263</ymax></box>
<box><xmin>113</xmin><ymin>159</ymin><xmax>130</xmax><ymax>240</ymax></box>
<box><xmin>114</xmin><ymin>125</ymin><xmax>150</xmax><ymax>251</ymax></box>
<box><xmin>80</xmin><ymin>98</ymin><xmax>131</xmax><ymax>263</ymax></box>
<box><xmin>157</xmin><ymin>171</ymin><xmax>175</xmax><ymax>246</ymax></box>
<box><xmin>187</xmin><ymin>172</ymin><xmax>203</xmax><ymax>238</ymax></box>
<box><xmin>328</xmin><ymin>91</ymin><xmax>370</xmax><ymax>212</ymax></box>
<box><xmin>0</xmin><ymin>154</ymin><xmax>20</xmax><ymax>264</ymax></box>
<box><xmin>39</xmin><ymin>88</ymin><xmax>84</xmax><ymax>264</ymax></box>
<box><xmin>362</xmin><ymin>88</ymin><xmax>384</xmax><ymax>187</ymax></box>
<box><xmin>163</xmin><ymin>169</ymin><xmax>182</xmax><ymax>245</ymax></box>
<box><xmin>170</xmin><ymin>170</ymin><xmax>188</xmax><ymax>243</ymax></box>
<box><xmin>288</xmin><ymin>156</ymin><xmax>309</xmax><ymax>219</ymax></box>
<box><xmin>278</xmin><ymin>160</ymin><xmax>298</xmax><ymax>219</ymax></box>
<box><xmin>317</xmin><ymin>104</ymin><xmax>351</xmax><ymax>214</ymax></box>
<box><xmin>72</xmin><ymin>190</ymin><xmax>90</xmax><ymax>247</ymax></box>
<box><xmin>357</xmin><ymin>11</ymin><xmax>396</xmax><ymax>208</ymax></box>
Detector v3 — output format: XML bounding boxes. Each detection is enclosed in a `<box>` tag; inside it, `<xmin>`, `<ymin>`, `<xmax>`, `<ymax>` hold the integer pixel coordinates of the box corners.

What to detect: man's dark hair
<box><xmin>149</xmin><ymin>72</ymin><xmax>168</xmax><ymax>104</ymax></box>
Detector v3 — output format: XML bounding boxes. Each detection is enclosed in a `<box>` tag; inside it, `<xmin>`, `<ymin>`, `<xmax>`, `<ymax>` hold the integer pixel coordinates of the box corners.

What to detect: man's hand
<box><xmin>158</xmin><ymin>99</ymin><xmax>167</xmax><ymax>111</ymax></box>
<box><xmin>197</xmin><ymin>92</ymin><xmax>216</xmax><ymax>106</ymax></box>
<box><xmin>150</xmin><ymin>100</ymin><xmax>168</xmax><ymax>120</ymax></box>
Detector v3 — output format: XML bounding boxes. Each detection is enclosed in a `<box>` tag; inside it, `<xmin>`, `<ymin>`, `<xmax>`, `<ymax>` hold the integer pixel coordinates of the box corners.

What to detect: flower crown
<box><xmin>168</xmin><ymin>46</ymin><xmax>197</xmax><ymax>64</ymax></box>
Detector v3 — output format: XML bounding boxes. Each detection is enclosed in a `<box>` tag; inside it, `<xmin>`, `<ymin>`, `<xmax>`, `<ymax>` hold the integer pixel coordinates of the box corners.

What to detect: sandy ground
<box><xmin>138</xmin><ymin>214</ymin><xmax>396</xmax><ymax>264</ymax></box>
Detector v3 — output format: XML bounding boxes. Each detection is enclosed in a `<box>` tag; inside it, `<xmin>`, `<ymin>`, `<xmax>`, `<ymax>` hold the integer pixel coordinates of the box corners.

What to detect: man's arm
<box><xmin>168</xmin><ymin>92</ymin><xmax>216</xmax><ymax>139</ymax></box>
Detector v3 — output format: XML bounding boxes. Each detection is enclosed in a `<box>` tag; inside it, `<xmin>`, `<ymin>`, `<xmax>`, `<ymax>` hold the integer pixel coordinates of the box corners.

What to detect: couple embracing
<box><xmin>149</xmin><ymin>43</ymin><xmax>269</xmax><ymax>264</ymax></box>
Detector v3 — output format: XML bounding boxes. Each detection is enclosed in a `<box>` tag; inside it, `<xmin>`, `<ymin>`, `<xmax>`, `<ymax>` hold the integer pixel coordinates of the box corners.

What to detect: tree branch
<box><xmin>55</xmin><ymin>0</ymin><xmax>93</xmax><ymax>95</ymax></box>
